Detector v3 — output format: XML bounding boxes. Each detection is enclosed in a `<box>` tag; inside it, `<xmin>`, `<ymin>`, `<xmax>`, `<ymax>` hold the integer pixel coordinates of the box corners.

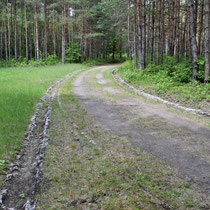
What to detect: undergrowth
<box><xmin>84</xmin><ymin>57</ymin><xmax>126</xmax><ymax>66</ymax></box>
<box><xmin>0</xmin><ymin>53</ymin><xmax>60</xmax><ymax>68</ymax></box>
<box><xmin>118</xmin><ymin>56</ymin><xmax>209</xmax><ymax>110</ymax></box>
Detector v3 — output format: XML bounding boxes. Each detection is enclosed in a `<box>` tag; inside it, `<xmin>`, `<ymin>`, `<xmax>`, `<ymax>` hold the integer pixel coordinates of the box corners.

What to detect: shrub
<box><xmin>46</xmin><ymin>54</ymin><xmax>56</xmax><ymax>65</ymax></box>
<box><xmin>118</xmin><ymin>56</ymin><xmax>209</xmax><ymax>104</ymax></box>
<box><xmin>65</xmin><ymin>42</ymin><xmax>82</xmax><ymax>63</ymax></box>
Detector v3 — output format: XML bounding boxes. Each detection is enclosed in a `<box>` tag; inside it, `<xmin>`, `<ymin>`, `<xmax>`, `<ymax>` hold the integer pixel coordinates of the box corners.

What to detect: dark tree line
<box><xmin>0</xmin><ymin>0</ymin><xmax>209</xmax><ymax>82</ymax></box>
<box><xmin>131</xmin><ymin>0</ymin><xmax>209</xmax><ymax>83</ymax></box>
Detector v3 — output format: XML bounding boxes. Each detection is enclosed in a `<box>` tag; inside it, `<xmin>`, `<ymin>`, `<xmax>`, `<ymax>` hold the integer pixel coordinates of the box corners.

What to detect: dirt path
<box><xmin>73</xmin><ymin>65</ymin><xmax>210</xmax><ymax>192</ymax></box>
<box><xmin>1</xmin><ymin>65</ymin><xmax>209</xmax><ymax>209</ymax></box>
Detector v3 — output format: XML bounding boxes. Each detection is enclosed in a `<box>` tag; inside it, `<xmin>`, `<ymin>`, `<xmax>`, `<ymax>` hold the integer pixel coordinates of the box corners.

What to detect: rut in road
<box><xmin>73</xmin><ymin>65</ymin><xmax>210</xmax><ymax>193</ymax></box>
<box><xmin>0</xmin><ymin>69</ymin><xmax>84</xmax><ymax>210</ymax></box>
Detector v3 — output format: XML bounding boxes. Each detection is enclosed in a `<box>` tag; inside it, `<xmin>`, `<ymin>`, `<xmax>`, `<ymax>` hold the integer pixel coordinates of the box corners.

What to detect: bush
<box><xmin>197</xmin><ymin>57</ymin><xmax>205</xmax><ymax>82</ymax></box>
<box><xmin>118</xmin><ymin>57</ymin><xmax>209</xmax><ymax>105</ymax></box>
<box><xmin>84</xmin><ymin>56</ymin><xmax>126</xmax><ymax>66</ymax></box>
<box><xmin>65</xmin><ymin>42</ymin><xmax>82</xmax><ymax>63</ymax></box>
<box><xmin>46</xmin><ymin>54</ymin><xmax>56</xmax><ymax>65</ymax></box>
<box><xmin>0</xmin><ymin>52</ymin><xmax>61</xmax><ymax>68</ymax></box>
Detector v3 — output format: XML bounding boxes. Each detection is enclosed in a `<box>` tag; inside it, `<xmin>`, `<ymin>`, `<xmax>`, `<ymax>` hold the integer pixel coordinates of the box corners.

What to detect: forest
<box><xmin>0</xmin><ymin>0</ymin><xmax>210</xmax><ymax>209</ymax></box>
<box><xmin>0</xmin><ymin>0</ymin><xmax>209</xmax><ymax>82</ymax></box>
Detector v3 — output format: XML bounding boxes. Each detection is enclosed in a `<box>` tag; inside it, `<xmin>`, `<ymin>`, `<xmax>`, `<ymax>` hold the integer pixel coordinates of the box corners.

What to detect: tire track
<box><xmin>0</xmin><ymin>69</ymin><xmax>84</xmax><ymax>210</ymax></box>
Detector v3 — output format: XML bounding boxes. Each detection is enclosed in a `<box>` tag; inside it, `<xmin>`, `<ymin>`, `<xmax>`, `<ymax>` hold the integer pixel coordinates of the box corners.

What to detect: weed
<box><xmin>0</xmin><ymin>160</ymin><xmax>5</xmax><ymax>166</ymax></box>
<box><xmin>184</xmin><ymin>195</ymin><xmax>194</xmax><ymax>208</ymax></box>
<box><xmin>183</xmin><ymin>183</ymin><xmax>191</xmax><ymax>189</ymax></box>
<box><xmin>19</xmin><ymin>193</ymin><xmax>25</xmax><ymax>198</ymax></box>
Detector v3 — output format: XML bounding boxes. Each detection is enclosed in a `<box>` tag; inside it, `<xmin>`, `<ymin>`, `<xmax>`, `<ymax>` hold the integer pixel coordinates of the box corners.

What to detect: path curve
<box><xmin>73</xmin><ymin>65</ymin><xmax>210</xmax><ymax>192</ymax></box>
<box><xmin>112</xmin><ymin>69</ymin><xmax>210</xmax><ymax>117</ymax></box>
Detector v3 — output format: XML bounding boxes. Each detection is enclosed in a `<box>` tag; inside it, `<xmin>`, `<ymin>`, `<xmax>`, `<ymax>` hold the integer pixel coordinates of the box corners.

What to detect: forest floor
<box><xmin>36</xmin><ymin>65</ymin><xmax>210</xmax><ymax>209</ymax></box>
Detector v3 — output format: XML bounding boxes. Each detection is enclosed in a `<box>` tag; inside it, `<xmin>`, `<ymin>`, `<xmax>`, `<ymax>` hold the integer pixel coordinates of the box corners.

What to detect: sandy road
<box><xmin>73</xmin><ymin>65</ymin><xmax>210</xmax><ymax>192</ymax></box>
<box><xmin>1</xmin><ymin>65</ymin><xmax>209</xmax><ymax>209</ymax></box>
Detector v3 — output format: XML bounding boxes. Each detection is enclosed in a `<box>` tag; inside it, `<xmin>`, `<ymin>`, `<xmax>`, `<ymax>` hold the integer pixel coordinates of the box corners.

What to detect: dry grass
<box><xmin>37</xmin><ymin>75</ymin><xmax>209</xmax><ymax>210</ymax></box>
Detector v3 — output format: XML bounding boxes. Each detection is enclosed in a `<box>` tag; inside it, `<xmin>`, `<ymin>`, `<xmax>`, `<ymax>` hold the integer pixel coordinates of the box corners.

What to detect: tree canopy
<box><xmin>0</xmin><ymin>0</ymin><xmax>209</xmax><ymax>82</ymax></box>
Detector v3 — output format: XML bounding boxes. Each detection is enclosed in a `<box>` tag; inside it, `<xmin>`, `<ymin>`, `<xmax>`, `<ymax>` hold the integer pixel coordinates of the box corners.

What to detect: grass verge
<box><xmin>0</xmin><ymin>64</ymin><xmax>86</xmax><ymax>180</ymax></box>
<box><xmin>118</xmin><ymin>61</ymin><xmax>210</xmax><ymax>112</ymax></box>
<box><xmin>37</xmin><ymin>74</ymin><xmax>209</xmax><ymax>209</ymax></box>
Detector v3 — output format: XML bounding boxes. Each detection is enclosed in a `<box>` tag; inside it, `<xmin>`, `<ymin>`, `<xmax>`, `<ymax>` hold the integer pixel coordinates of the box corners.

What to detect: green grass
<box><xmin>103</xmin><ymin>68</ymin><xmax>115</xmax><ymax>79</ymax></box>
<box><xmin>118</xmin><ymin>60</ymin><xmax>210</xmax><ymax>111</ymax></box>
<box><xmin>0</xmin><ymin>64</ymin><xmax>86</xmax><ymax>175</ymax></box>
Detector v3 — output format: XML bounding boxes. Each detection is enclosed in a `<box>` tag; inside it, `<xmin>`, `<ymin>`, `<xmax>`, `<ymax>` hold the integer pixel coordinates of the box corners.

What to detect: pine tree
<box><xmin>188</xmin><ymin>0</ymin><xmax>199</xmax><ymax>80</ymax></box>
<box><xmin>204</xmin><ymin>0</ymin><xmax>209</xmax><ymax>83</ymax></box>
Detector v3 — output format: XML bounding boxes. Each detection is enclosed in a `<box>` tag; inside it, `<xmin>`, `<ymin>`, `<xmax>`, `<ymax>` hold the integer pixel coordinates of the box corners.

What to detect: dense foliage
<box><xmin>0</xmin><ymin>0</ymin><xmax>209</xmax><ymax>79</ymax></box>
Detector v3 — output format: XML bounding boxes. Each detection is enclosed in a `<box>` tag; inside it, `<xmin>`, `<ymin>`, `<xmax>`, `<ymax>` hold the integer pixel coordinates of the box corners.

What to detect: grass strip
<box><xmin>0</xmin><ymin>64</ymin><xmax>86</xmax><ymax>180</ymax></box>
<box><xmin>118</xmin><ymin>61</ymin><xmax>210</xmax><ymax>113</ymax></box>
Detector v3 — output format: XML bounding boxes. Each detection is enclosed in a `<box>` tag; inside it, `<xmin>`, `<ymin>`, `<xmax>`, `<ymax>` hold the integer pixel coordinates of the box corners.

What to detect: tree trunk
<box><xmin>168</xmin><ymin>1</ymin><xmax>175</xmax><ymax>56</ymax></box>
<box><xmin>25</xmin><ymin>2</ymin><xmax>28</xmax><ymax>64</ymax></box>
<box><xmin>156</xmin><ymin>0</ymin><xmax>161</xmax><ymax>64</ymax></box>
<box><xmin>96</xmin><ymin>40</ymin><xmax>99</xmax><ymax>58</ymax></box>
<box><xmin>67</xmin><ymin>5</ymin><xmax>71</xmax><ymax>48</ymax></box>
<box><xmin>4</xmin><ymin>13</ymin><xmax>8</xmax><ymax>62</ymax></box>
<box><xmin>44</xmin><ymin>0</ymin><xmax>48</xmax><ymax>60</ymax></box>
<box><xmin>198</xmin><ymin>0</ymin><xmax>204</xmax><ymax>55</ymax></box>
<box><xmin>140</xmin><ymin>0</ymin><xmax>146</xmax><ymax>69</ymax></box>
<box><xmin>137</xmin><ymin>0</ymin><xmax>142</xmax><ymax>69</ymax></box>
<box><xmin>189</xmin><ymin>0</ymin><xmax>199</xmax><ymax>80</ymax></box>
<box><xmin>176</xmin><ymin>0</ymin><xmax>180</xmax><ymax>63</ymax></box>
<box><xmin>112</xmin><ymin>40</ymin><xmax>115</xmax><ymax>60</ymax></box>
<box><xmin>188</xmin><ymin>21</ymin><xmax>193</xmax><ymax>60</ymax></box>
<box><xmin>119</xmin><ymin>36</ymin><xmax>122</xmax><ymax>59</ymax></box>
<box><xmin>0</xmin><ymin>30</ymin><xmax>2</xmax><ymax>61</ymax></box>
<box><xmin>0</xmin><ymin>11</ymin><xmax>2</xmax><ymax>60</ymax></box>
<box><xmin>7</xmin><ymin>0</ymin><xmax>11</xmax><ymax>63</ymax></box>
<box><xmin>204</xmin><ymin>0</ymin><xmax>209</xmax><ymax>83</ymax></box>
<box><xmin>19</xmin><ymin>10</ymin><xmax>23</xmax><ymax>58</ymax></box>
<box><xmin>150</xmin><ymin>0</ymin><xmax>155</xmax><ymax>63</ymax></box>
<box><xmin>78</xmin><ymin>5</ymin><xmax>84</xmax><ymax>63</ymax></box>
<box><xmin>134</xmin><ymin>0</ymin><xmax>139</xmax><ymax>68</ymax></box>
<box><xmin>147</xmin><ymin>0</ymin><xmax>151</xmax><ymax>55</ymax></box>
<box><xmin>181</xmin><ymin>13</ymin><xmax>187</xmax><ymax>57</ymax></box>
<box><xmin>83</xmin><ymin>18</ymin><xmax>88</xmax><ymax>61</ymax></box>
<box><xmin>89</xmin><ymin>39</ymin><xmax>93</xmax><ymax>60</ymax></box>
<box><xmin>21</xmin><ymin>8</ymin><xmax>24</xmax><ymax>58</ymax></box>
<box><xmin>161</xmin><ymin>0</ymin><xmax>165</xmax><ymax>63</ymax></box>
<box><xmin>28</xmin><ymin>7</ymin><xmax>32</xmax><ymax>60</ymax></box>
<box><xmin>194</xmin><ymin>0</ymin><xmax>198</xmax><ymax>36</ymax></box>
<box><xmin>62</xmin><ymin>1</ymin><xmax>65</xmax><ymax>64</ymax></box>
<box><xmin>34</xmin><ymin>0</ymin><xmax>39</xmax><ymax>63</ymax></box>
<box><xmin>10</xmin><ymin>1</ymin><xmax>13</xmax><ymax>54</ymax></box>
<box><xmin>14</xmin><ymin>0</ymin><xmax>17</xmax><ymax>61</ymax></box>
<box><xmin>127</xmin><ymin>0</ymin><xmax>132</xmax><ymax>60</ymax></box>
<box><xmin>53</xmin><ymin>10</ymin><xmax>56</xmax><ymax>61</ymax></box>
